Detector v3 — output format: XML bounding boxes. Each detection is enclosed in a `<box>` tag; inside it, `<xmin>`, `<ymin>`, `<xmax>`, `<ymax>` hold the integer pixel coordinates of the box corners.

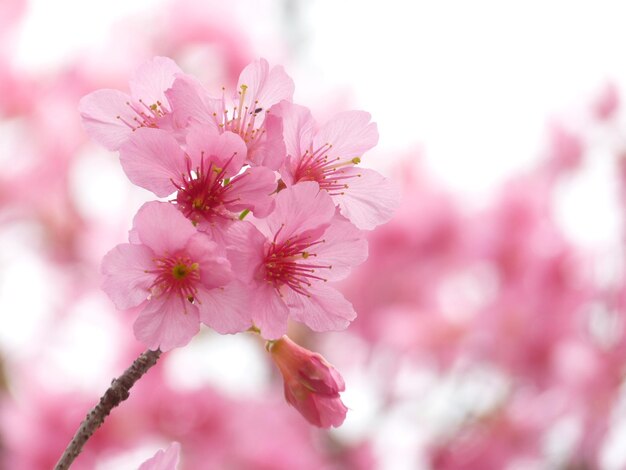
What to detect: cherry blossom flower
<box><xmin>138</xmin><ymin>442</ymin><xmax>180</xmax><ymax>470</ymax></box>
<box><xmin>545</xmin><ymin>123</ymin><xmax>584</xmax><ymax>175</ymax></box>
<box><xmin>79</xmin><ymin>56</ymin><xmax>183</xmax><ymax>151</ymax></box>
<box><xmin>119</xmin><ymin>125</ymin><xmax>276</xmax><ymax>235</ymax></box>
<box><xmin>274</xmin><ymin>101</ymin><xmax>399</xmax><ymax>230</ymax></box>
<box><xmin>268</xmin><ymin>336</ymin><xmax>347</xmax><ymax>428</ymax></box>
<box><xmin>592</xmin><ymin>81</ymin><xmax>619</xmax><ymax>121</ymax></box>
<box><xmin>165</xmin><ymin>58</ymin><xmax>294</xmax><ymax>169</ymax></box>
<box><xmin>228</xmin><ymin>182</ymin><xmax>367</xmax><ymax>338</ymax></box>
<box><xmin>101</xmin><ymin>201</ymin><xmax>250</xmax><ymax>351</ymax></box>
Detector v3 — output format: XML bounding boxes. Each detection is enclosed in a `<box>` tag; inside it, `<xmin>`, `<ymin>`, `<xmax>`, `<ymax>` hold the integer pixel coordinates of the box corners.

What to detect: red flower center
<box><xmin>293</xmin><ymin>143</ymin><xmax>361</xmax><ymax>196</ymax></box>
<box><xmin>263</xmin><ymin>225</ymin><xmax>330</xmax><ymax>296</ymax></box>
<box><xmin>147</xmin><ymin>254</ymin><xmax>200</xmax><ymax>303</ymax></box>
<box><xmin>173</xmin><ymin>154</ymin><xmax>241</xmax><ymax>224</ymax></box>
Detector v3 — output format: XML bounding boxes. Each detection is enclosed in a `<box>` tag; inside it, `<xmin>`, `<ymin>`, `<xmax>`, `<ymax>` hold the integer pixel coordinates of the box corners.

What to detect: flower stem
<box><xmin>54</xmin><ymin>349</ymin><xmax>162</xmax><ymax>470</ymax></box>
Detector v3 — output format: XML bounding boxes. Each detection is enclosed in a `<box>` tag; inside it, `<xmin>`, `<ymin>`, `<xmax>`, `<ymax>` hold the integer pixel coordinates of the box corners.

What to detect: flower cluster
<box><xmin>80</xmin><ymin>57</ymin><xmax>398</xmax><ymax>427</ymax></box>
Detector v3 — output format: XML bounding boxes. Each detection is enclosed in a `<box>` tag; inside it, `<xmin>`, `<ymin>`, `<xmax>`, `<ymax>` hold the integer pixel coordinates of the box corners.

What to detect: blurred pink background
<box><xmin>1</xmin><ymin>0</ymin><xmax>626</xmax><ymax>468</ymax></box>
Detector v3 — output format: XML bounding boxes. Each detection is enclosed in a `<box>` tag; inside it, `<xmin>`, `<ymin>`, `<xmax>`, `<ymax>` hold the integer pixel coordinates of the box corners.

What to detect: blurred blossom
<box><xmin>138</xmin><ymin>442</ymin><xmax>180</xmax><ymax>470</ymax></box>
<box><xmin>592</xmin><ymin>81</ymin><xmax>620</xmax><ymax>122</ymax></box>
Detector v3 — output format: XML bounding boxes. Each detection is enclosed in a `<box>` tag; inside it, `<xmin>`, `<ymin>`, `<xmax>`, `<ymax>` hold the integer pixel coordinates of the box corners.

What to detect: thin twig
<box><xmin>54</xmin><ymin>349</ymin><xmax>162</xmax><ymax>470</ymax></box>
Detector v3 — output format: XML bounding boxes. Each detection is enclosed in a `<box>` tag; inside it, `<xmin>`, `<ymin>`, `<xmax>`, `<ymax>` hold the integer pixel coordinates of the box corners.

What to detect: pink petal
<box><xmin>101</xmin><ymin>243</ymin><xmax>155</xmax><ymax>310</ymax></box>
<box><xmin>310</xmin><ymin>213</ymin><xmax>368</xmax><ymax>282</ymax></box>
<box><xmin>196</xmin><ymin>281</ymin><xmax>251</xmax><ymax>334</ymax></box>
<box><xmin>310</xmin><ymin>395</ymin><xmax>348</xmax><ymax>428</ymax></box>
<box><xmin>246</xmin><ymin>111</ymin><xmax>286</xmax><ymax>169</ymax></box>
<box><xmin>119</xmin><ymin>128</ymin><xmax>187</xmax><ymax>197</ymax></box>
<box><xmin>138</xmin><ymin>442</ymin><xmax>181</xmax><ymax>470</ymax></box>
<box><xmin>224</xmin><ymin>167</ymin><xmax>276</xmax><ymax>217</ymax></box>
<box><xmin>79</xmin><ymin>89</ymin><xmax>135</xmax><ymax>150</ymax></box>
<box><xmin>134</xmin><ymin>294</ymin><xmax>200</xmax><ymax>352</ymax></box>
<box><xmin>333</xmin><ymin>167</ymin><xmax>400</xmax><ymax>230</ymax></box>
<box><xmin>266</xmin><ymin>182</ymin><xmax>335</xmax><ymax>242</ymax></box>
<box><xmin>285</xmin><ymin>285</ymin><xmax>356</xmax><ymax>332</ymax></box>
<box><xmin>221</xmin><ymin>221</ymin><xmax>266</xmax><ymax>283</ymax></box>
<box><xmin>185</xmin><ymin>233</ymin><xmax>233</xmax><ymax>288</ymax></box>
<box><xmin>132</xmin><ymin>202</ymin><xmax>197</xmax><ymax>254</ymax></box>
<box><xmin>272</xmin><ymin>101</ymin><xmax>315</xmax><ymax>162</ymax></box>
<box><xmin>129</xmin><ymin>57</ymin><xmax>183</xmax><ymax>110</ymax></box>
<box><xmin>251</xmin><ymin>284</ymin><xmax>290</xmax><ymax>339</ymax></box>
<box><xmin>165</xmin><ymin>74</ymin><xmax>219</xmax><ymax>127</ymax></box>
<box><xmin>185</xmin><ymin>127</ymin><xmax>246</xmax><ymax>178</ymax></box>
<box><xmin>237</xmin><ymin>58</ymin><xmax>295</xmax><ymax>115</ymax></box>
<box><xmin>314</xmin><ymin>111</ymin><xmax>378</xmax><ymax>160</ymax></box>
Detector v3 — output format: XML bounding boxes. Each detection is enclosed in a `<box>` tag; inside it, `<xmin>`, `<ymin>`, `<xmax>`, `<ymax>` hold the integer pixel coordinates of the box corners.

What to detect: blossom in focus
<box><xmin>274</xmin><ymin>101</ymin><xmax>399</xmax><ymax>230</ymax></box>
<box><xmin>138</xmin><ymin>442</ymin><xmax>180</xmax><ymax>470</ymax></box>
<box><xmin>119</xmin><ymin>125</ymin><xmax>276</xmax><ymax>234</ymax></box>
<box><xmin>268</xmin><ymin>335</ymin><xmax>347</xmax><ymax>428</ymax></box>
<box><xmin>166</xmin><ymin>58</ymin><xmax>294</xmax><ymax>169</ymax></box>
<box><xmin>229</xmin><ymin>182</ymin><xmax>368</xmax><ymax>338</ymax></box>
<box><xmin>79</xmin><ymin>57</ymin><xmax>183</xmax><ymax>150</ymax></box>
<box><xmin>101</xmin><ymin>201</ymin><xmax>250</xmax><ymax>351</ymax></box>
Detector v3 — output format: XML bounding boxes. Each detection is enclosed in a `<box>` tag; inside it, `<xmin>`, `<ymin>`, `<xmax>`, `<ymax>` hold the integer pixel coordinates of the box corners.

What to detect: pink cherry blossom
<box><xmin>101</xmin><ymin>201</ymin><xmax>250</xmax><ymax>351</ymax></box>
<box><xmin>228</xmin><ymin>182</ymin><xmax>367</xmax><ymax>338</ymax></box>
<box><xmin>138</xmin><ymin>442</ymin><xmax>180</xmax><ymax>470</ymax></box>
<box><xmin>274</xmin><ymin>101</ymin><xmax>399</xmax><ymax>230</ymax></box>
<box><xmin>268</xmin><ymin>335</ymin><xmax>347</xmax><ymax>428</ymax></box>
<box><xmin>79</xmin><ymin>56</ymin><xmax>183</xmax><ymax>150</ymax></box>
<box><xmin>165</xmin><ymin>58</ymin><xmax>294</xmax><ymax>169</ymax></box>
<box><xmin>544</xmin><ymin>122</ymin><xmax>584</xmax><ymax>175</ymax></box>
<box><xmin>592</xmin><ymin>81</ymin><xmax>619</xmax><ymax>121</ymax></box>
<box><xmin>119</xmin><ymin>125</ymin><xmax>276</xmax><ymax>233</ymax></box>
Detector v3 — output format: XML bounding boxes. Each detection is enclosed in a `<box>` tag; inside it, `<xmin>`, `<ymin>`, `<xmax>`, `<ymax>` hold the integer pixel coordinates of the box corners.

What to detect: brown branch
<box><xmin>54</xmin><ymin>349</ymin><xmax>162</xmax><ymax>470</ymax></box>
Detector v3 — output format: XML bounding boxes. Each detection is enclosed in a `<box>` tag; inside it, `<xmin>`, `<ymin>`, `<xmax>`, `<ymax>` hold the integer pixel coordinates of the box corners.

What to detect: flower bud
<box><xmin>268</xmin><ymin>336</ymin><xmax>348</xmax><ymax>428</ymax></box>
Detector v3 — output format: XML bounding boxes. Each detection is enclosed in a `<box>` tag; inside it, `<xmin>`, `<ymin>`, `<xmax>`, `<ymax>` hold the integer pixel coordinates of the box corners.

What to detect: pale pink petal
<box><xmin>129</xmin><ymin>57</ymin><xmax>183</xmax><ymax>110</ymax></box>
<box><xmin>195</xmin><ymin>281</ymin><xmax>251</xmax><ymax>334</ymax></box>
<box><xmin>79</xmin><ymin>89</ymin><xmax>135</xmax><ymax>150</ymax></box>
<box><xmin>310</xmin><ymin>213</ymin><xmax>368</xmax><ymax>281</ymax></box>
<box><xmin>286</xmin><ymin>285</ymin><xmax>356</xmax><ymax>332</ymax></box>
<box><xmin>134</xmin><ymin>294</ymin><xmax>200</xmax><ymax>351</ymax></box>
<box><xmin>138</xmin><ymin>442</ymin><xmax>181</xmax><ymax>470</ymax></box>
<box><xmin>133</xmin><ymin>202</ymin><xmax>197</xmax><ymax>254</ymax></box>
<box><xmin>221</xmin><ymin>221</ymin><xmax>266</xmax><ymax>283</ymax></box>
<box><xmin>101</xmin><ymin>243</ymin><xmax>155</xmax><ymax>310</ymax></box>
<box><xmin>165</xmin><ymin>74</ymin><xmax>219</xmax><ymax>127</ymax></box>
<box><xmin>313</xmin><ymin>111</ymin><xmax>378</xmax><ymax>160</ymax></box>
<box><xmin>246</xmin><ymin>111</ymin><xmax>286</xmax><ymax>169</ymax></box>
<box><xmin>224</xmin><ymin>167</ymin><xmax>276</xmax><ymax>217</ymax></box>
<box><xmin>266</xmin><ymin>182</ymin><xmax>335</xmax><ymax>242</ymax></box>
<box><xmin>185</xmin><ymin>233</ymin><xmax>233</xmax><ymax>288</ymax></box>
<box><xmin>185</xmin><ymin>127</ymin><xmax>246</xmax><ymax>177</ymax></box>
<box><xmin>128</xmin><ymin>226</ymin><xmax>140</xmax><ymax>244</ymax></box>
<box><xmin>334</xmin><ymin>167</ymin><xmax>400</xmax><ymax>230</ymax></box>
<box><xmin>194</xmin><ymin>218</ymin><xmax>236</xmax><ymax>249</ymax></box>
<box><xmin>238</xmin><ymin>58</ymin><xmax>295</xmax><ymax>114</ymax></box>
<box><xmin>119</xmin><ymin>128</ymin><xmax>187</xmax><ymax>197</ymax></box>
<box><xmin>280</xmin><ymin>156</ymin><xmax>299</xmax><ymax>186</ymax></box>
<box><xmin>272</xmin><ymin>101</ymin><xmax>315</xmax><ymax>161</ymax></box>
<box><xmin>251</xmin><ymin>284</ymin><xmax>290</xmax><ymax>339</ymax></box>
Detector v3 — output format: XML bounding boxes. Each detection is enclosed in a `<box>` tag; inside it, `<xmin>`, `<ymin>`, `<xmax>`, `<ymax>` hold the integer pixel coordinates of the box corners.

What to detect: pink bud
<box><xmin>268</xmin><ymin>336</ymin><xmax>348</xmax><ymax>428</ymax></box>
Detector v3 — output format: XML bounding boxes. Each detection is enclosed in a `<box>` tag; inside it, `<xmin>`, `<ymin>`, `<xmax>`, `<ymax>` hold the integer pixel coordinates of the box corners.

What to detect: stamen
<box><xmin>293</xmin><ymin>142</ymin><xmax>363</xmax><ymax>193</ymax></box>
<box><xmin>174</xmin><ymin>152</ymin><xmax>249</xmax><ymax>224</ymax></box>
<box><xmin>263</xmin><ymin>231</ymin><xmax>331</xmax><ymax>296</ymax></box>
<box><xmin>147</xmin><ymin>254</ymin><xmax>200</xmax><ymax>308</ymax></box>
